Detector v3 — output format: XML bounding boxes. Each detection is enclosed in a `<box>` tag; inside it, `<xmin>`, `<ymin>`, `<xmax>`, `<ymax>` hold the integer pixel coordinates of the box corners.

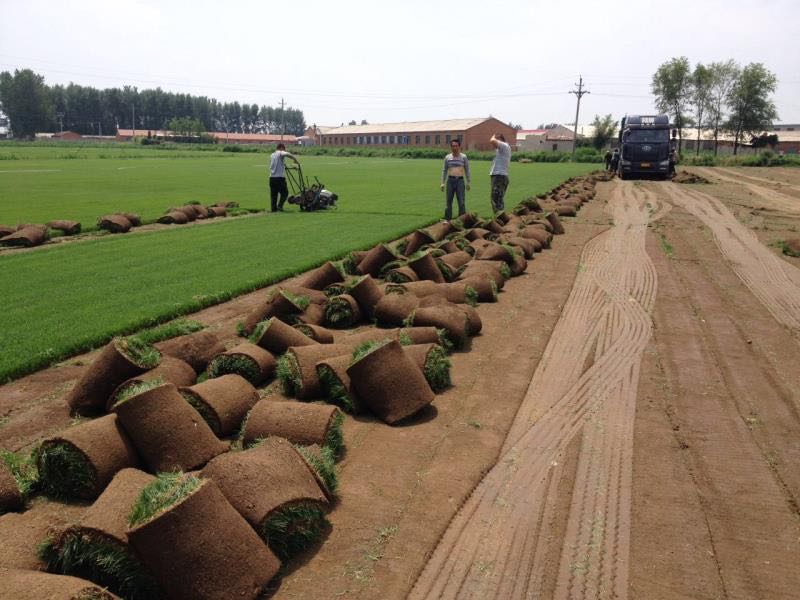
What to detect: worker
<box><xmin>669</xmin><ymin>149</ymin><xmax>677</xmax><ymax>177</ymax></box>
<box><xmin>440</xmin><ymin>139</ymin><xmax>471</xmax><ymax>220</ymax></box>
<box><xmin>489</xmin><ymin>133</ymin><xmax>511</xmax><ymax>213</ymax></box>
<box><xmin>604</xmin><ymin>149</ymin><xmax>612</xmax><ymax>171</ymax></box>
<box><xmin>269</xmin><ymin>143</ymin><xmax>299</xmax><ymax>212</ymax></box>
<box><xmin>610</xmin><ymin>148</ymin><xmax>620</xmax><ymax>173</ymax></box>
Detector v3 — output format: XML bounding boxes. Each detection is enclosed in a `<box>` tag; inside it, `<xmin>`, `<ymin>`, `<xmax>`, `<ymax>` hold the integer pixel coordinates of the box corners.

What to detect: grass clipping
<box><xmin>38</xmin><ymin>530</ymin><xmax>162</xmax><ymax>600</ymax></box>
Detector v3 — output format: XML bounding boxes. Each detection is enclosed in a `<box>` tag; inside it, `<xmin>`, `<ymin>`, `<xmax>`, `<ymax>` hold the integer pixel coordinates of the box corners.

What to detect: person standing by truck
<box><xmin>489</xmin><ymin>133</ymin><xmax>511</xmax><ymax>213</ymax></box>
<box><xmin>440</xmin><ymin>139</ymin><xmax>471</xmax><ymax>220</ymax></box>
<box><xmin>269</xmin><ymin>143</ymin><xmax>299</xmax><ymax>212</ymax></box>
<box><xmin>610</xmin><ymin>148</ymin><xmax>620</xmax><ymax>174</ymax></box>
<box><xmin>604</xmin><ymin>149</ymin><xmax>612</xmax><ymax>171</ymax></box>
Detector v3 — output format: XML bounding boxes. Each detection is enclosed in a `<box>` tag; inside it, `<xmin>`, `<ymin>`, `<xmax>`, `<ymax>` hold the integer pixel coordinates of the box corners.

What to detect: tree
<box><xmin>651</xmin><ymin>57</ymin><xmax>692</xmax><ymax>153</ymax></box>
<box><xmin>589</xmin><ymin>114</ymin><xmax>617</xmax><ymax>150</ymax></box>
<box><xmin>725</xmin><ymin>62</ymin><xmax>778</xmax><ymax>155</ymax></box>
<box><xmin>348</xmin><ymin>120</ymin><xmax>357</xmax><ymax>126</ymax></box>
<box><xmin>690</xmin><ymin>63</ymin><xmax>714</xmax><ymax>155</ymax></box>
<box><xmin>0</xmin><ymin>69</ymin><xmax>54</xmax><ymax>138</ymax></box>
<box><xmin>751</xmin><ymin>133</ymin><xmax>778</xmax><ymax>151</ymax></box>
<box><xmin>706</xmin><ymin>60</ymin><xmax>739</xmax><ymax>156</ymax></box>
<box><xmin>360</xmin><ymin>119</ymin><xmax>368</xmax><ymax>125</ymax></box>
<box><xmin>167</xmin><ymin>117</ymin><xmax>205</xmax><ymax>139</ymax></box>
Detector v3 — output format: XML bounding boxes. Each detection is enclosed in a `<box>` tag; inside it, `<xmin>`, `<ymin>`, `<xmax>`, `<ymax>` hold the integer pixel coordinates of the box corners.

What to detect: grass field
<box><xmin>0</xmin><ymin>145</ymin><xmax>595</xmax><ymax>381</ymax></box>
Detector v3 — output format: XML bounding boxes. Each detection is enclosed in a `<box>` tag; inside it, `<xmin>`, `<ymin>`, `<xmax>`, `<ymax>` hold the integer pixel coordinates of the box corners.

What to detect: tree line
<box><xmin>0</xmin><ymin>69</ymin><xmax>307</xmax><ymax>139</ymax></box>
<box><xmin>651</xmin><ymin>57</ymin><xmax>778</xmax><ymax>155</ymax></box>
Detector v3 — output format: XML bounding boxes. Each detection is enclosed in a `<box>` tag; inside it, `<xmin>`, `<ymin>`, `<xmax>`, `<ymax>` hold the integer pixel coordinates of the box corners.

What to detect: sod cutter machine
<box><xmin>284</xmin><ymin>163</ymin><xmax>338</xmax><ymax>211</ymax></box>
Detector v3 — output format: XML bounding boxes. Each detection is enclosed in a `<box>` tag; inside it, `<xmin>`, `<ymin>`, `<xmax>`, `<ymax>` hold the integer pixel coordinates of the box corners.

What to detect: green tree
<box><xmin>706</xmin><ymin>60</ymin><xmax>739</xmax><ymax>156</ymax></box>
<box><xmin>690</xmin><ymin>63</ymin><xmax>714</xmax><ymax>155</ymax></box>
<box><xmin>725</xmin><ymin>62</ymin><xmax>778</xmax><ymax>155</ymax></box>
<box><xmin>167</xmin><ymin>116</ymin><xmax>205</xmax><ymax>140</ymax></box>
<box><xmin>0</xmin><ymin>69</ymin><xmax>54</xmax><ymax>138</ymax></box>
<box><xmin>589</xmin><ymin>114</ymin><xmax>617</xmax><ymax>150</ymax></box>
<box><xmin>651</xmin><ymin>57</ymin><xmax>692</xmax><ymax>153</ymax></box>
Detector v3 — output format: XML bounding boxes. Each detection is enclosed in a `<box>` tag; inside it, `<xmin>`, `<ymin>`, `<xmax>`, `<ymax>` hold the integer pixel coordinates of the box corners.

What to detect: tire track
<box><xmin>715</xmin><ymin>166</ymin><xmax>800</xmax><ymax>194</ymax></box>
<box><xmin>693</xmin><ymin>166</ymin><xmax>800</xmax><ymax>215</ymax></box>
<box><xmin>662</xmin><ymin>183</ymin><xmax>800</xmax><ymax>332</ymax></box>
<box><xmin>410</xmin><ymin>181</ymin><xmax>662</xmax><ymax>600</ymax></box>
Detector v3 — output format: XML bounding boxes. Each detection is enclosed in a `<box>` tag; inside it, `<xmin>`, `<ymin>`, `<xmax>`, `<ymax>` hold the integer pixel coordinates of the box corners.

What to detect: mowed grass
<box><xmin>0</xmin><ymin>149</ymin><xmax>595</xmax><ymax>381</ymax></box>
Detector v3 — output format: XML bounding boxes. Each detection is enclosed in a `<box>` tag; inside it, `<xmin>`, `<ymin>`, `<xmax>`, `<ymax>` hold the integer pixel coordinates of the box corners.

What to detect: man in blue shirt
<box><xmin>489</xmin><ymin>133</ymin><xmax>511</xmax><ymax>213</ymax></box>
<box><xmin>269</xmin><ymin>143</ymin><xmax>299</xmax><ymax>212</ymax></box>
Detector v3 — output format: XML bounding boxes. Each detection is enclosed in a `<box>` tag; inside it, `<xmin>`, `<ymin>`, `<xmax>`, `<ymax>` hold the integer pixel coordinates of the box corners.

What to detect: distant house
<box><xmin>115</xmin><ymin>129</ymin><xmax>297</xmax><ymax>145</ymax></box>
<box><xmin>300</xmin><ymin>125</ymin><xmax>336</xmax><ymax>146</ymax></box>
<box><xmin>317</xmin><ymin>117</ymin><xmax>517</xmax><ymax>151</ymax></box>
<box><xmin>517</xmin><ymin>124</ymin><xmax>576</xmax><ymax>152</ymax></box>
<box><xmin>0</xmin><ymin>113</ymin><xmax>8</xmax><ymax>139</ymax></box>
<box><xmin>52</xmin><ymin>131</ymin><xmax>82</xmax><ymax>141</ymax></box>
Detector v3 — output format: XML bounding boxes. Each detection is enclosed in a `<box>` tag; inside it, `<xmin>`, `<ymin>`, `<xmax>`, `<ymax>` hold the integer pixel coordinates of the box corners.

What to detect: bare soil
<box><xmin>2</xmin><ymin>168</ymin><xmax>800</xmax><ymax>600</ymax></box>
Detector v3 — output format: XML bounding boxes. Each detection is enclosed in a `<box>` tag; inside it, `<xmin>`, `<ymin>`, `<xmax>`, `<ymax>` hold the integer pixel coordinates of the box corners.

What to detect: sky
<box><xmin>1</xmin><ymin>0</ymin><xmax>798</xmax><ymax>130</ymax></box>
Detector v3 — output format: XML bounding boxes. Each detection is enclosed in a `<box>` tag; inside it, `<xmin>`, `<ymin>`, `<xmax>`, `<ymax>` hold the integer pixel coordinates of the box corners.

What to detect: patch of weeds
<box><xmin>659</xmin><ymin>233</ymin><xmax>675</xmax><ymax>257</ymax></box>
<box><xmin>317</xmin><ymin>365</ymin><xmax>355</xmax><ymax>414</ymax></box>
<box><xmin>128</xmin><ymin>472</ymin><xmax>200</xmax><ymax>527</ymax></box>
<box><xmin>208</xmin><ymin>354</ymin><xmax>260</xmax><ymax>385</ymax></box>
<box><xmin>260</xmin><ymin>501</ymin><xmax>328</xmax><ymax>562</ymax></box>
<box><xmin>296</xmin><ymin>444</ymin><xmax>338</xmax><ymax>496</ymax></box>
<box><xmin>276</xmin><ymin>353</ymin><xmax>301</xmax><ymax>396</ymax></box>
<box><xmin>236</xmin><ymin>321</ymin><xmax>247</xmax><ymax>337</ymax></box>
<box><xmin>423</xmin><ymin>345</ymin><xmax>452</xmax><ymax>392</ymax></box>
<box><xmin>0</xmin><ymin>449</ymin><xmax>39</xmax><ymax>500</ymax></box>
<box><xmin>37</xmin><ymin>442</ymin><xmax>96</xmax><ymax>499</ymax></box>
<box><xmin>130</xmin><ymin>319</ymin><xmax>204</xmax><ymax>346</ymax></box>
<box><xmin>38</xmin><ymin>531</ymin><xmax>162</xmax><ymax>599</ymax></box>
<box><xmin>466</xmin><ymin>420</ymin><xmax>482</xmax><ymax>429</ymax></box>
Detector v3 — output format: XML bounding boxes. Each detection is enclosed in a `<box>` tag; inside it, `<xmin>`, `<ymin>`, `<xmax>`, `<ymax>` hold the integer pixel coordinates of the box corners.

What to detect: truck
<box><xmin>617</xmin><ymin>114</ymin><xmax>675</xmax><ymax>180</ymax></box>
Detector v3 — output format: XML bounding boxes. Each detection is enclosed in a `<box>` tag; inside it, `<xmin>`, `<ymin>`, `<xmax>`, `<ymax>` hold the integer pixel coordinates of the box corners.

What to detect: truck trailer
<box><xmin>617</xmin><ymin>115</ymin><xmax>674</xmax><ymax>180</ymax></box>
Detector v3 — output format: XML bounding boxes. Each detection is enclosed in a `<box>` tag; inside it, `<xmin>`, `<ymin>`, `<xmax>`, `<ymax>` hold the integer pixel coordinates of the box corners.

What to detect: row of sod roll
<box><xmin>0</xmin><ymin>172</ymin><xmax>606</xmax><ymax>599</ymax></box>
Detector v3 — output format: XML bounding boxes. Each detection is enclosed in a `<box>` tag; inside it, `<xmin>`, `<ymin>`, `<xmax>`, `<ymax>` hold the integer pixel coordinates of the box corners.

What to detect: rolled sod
<box><xmin>348</xmin><ymin>275</ymin><xmax>385</xmax><ymax>320</ymax></box>
<box><xmin>435</xmin><ymin>257</ymin><xmax>457</xmax><ymax>282</ymax></box>
<box><xmin>437</xmin><ymin>240</ymin><xmax>461</xmax><ymax>254</ymax></box>
<box><xmin>0</xmin><ymin>224</ymin><xmax>15</xmax><ymax>236</ymax></box>
<box><xmin>546</xmin><ymin>211</ymin><xmax>566</xmax><ymax>234</ymax></box>
<box><xmin>457</xmin><ymin>212</ymin><xmax>479</xmax><ymax>227</ymax></box>
<box><xmin>241</xmin><ymin>399</ymin><xmax>344</xmax><ymax>453</ymax></box>
<box><xmin>208</xmin><ymin>342</ymin><xmax>276</xmax><ymax>386</ymax></box>
<box><xmin>460</xmin><ymin>276</ymin><xmax>499</xmax><ymax>302</ymax></box>
<box><xmin>127</xmin><ymin>475</ymin><xmax>280</xmax><ymax>600</ymax></box>
<box><xmin>510</xmin><ymin>253</ymin><xmax>528</xmax><ymax>276</ymax></box>
<box><xmin>403</xmin><ymin>229</ymin><xmax>436</xmax><ymax>256</ymax></box>
<box><xmin>65</xmin><ymin>337</ymin><xmax>160</xmax><ymax>415</ymax></box>
<box><xmin>556</xmin><ymin>204</ymin><xmax>577</xmax><ymax>217</ymax></box>
<box><xmin>295</xmin><ymin>443</ymin><xmax>338</xmax><ymax>499</ymax></box>
<box><xmin>97</xmin><ymin>214</ymin><xmax>132</xmax><ymax>233</ymax></box>
<box><xmin>356</xmin><ymin>243</ymin><xmax>398</xmax><ymax>277</ymax></box>
<box><xmin>404</xmin><ymin>343</ymin><xmax>452</xmax><ymax>392</ymax></box>
<box><xmin>347</xmin><ymin>340</ymin><xmax>434</xmax><ymax>425</ymax></box>
<box><xmin>46</xmin><ymin>220</ymin><xmax>82</xmax><ymax>235</ymax></box>
<box><xmin>37</xmin><ymin>414</ymin><xmax>140</xmax><ymax>500</ymax></box>
<box><xmin>155</xmin><ymin>330</ymin><xmax>225</xmax><ymax>373</ymax></box>
<box><xmin>39</xmin><ymin>468</ymin><xmax>160</xmax><ymax>599</ymax></box>
<box><xmin>107</xmin><ymin>356</ymin><xmax>196</xmax><ymax>410</ymax></box>
<box><xmin>407</xmin><ymin>305</ymin><xmax>471</xmax><ymax>349</ymax></box>
<box><xmin>385</xmin><ymin>266</ymin><xmax>419</xmax><ymax>283</ymax></box>
<box><xmin>465</xmin><ymin>228</ymin><xmax>490</xmax><ymax>241</ymax></box>
<box><xmin>521</xmin><ymin>216</ymin><xmax>553</xmax><ymax>232</ymax></box>
<box><xmin>459</xmin><ymin>261</ymin><xmax>507</xmax><ymax>289</ymax></box>
<box><xmin>0</xmin><ymin>568</ymin><xmax>122</xmax><ymax>599</ymax></box>
<box><xmin>297</xmin><ymin>261</ymin><xmax>344</xmax><ymax>290</ymax></box>
<box><xmin>426</xmin><ymin>221</ymin><xmax>454</xmax><ymax>242</ymax></box>
<box><xmin>503</xmin><ymin>236</ymin><xmax>540</xmax><ymax>257</ymax></box>
<box><xmin>242</xmin><ymin>289</ymin><xmax>308</xmax><ymax>336</ymax></box>
<box><xmin>250</xmin><ymin>317</ymin><xmax>318</xmax><ymax>354</ymax></box>
<box><xmin>439</xmin><ymin>250</ymin><xmax>473</xmax><ymax>270</ymax></box>
<box><xmin>192</xmin><ymin>204</ymin><xmax>210</xmax><ymax>218</ymax></box>
<box><xmin>277</xmin><ymin>343</ymin><xmax>354</xmax><ymax>399</ymax></box>
<box><xmin>280</xmin><ymin>285</ymin><xmax>328</xmax><ymax>305</ymax></box>
<box><xmin>475</xmin><ymin>242</ymin><xmax>516</xmax><ymax>264</ymax></box>
<box><xmin>0</xmin><ymin>225</ymin><xmax>48</xmax><ymax>247</ymax></box>
<box><xmin>180</xmin><ymin>374</ymin><xmax>260</xmax><ymax>436</ymax></box>
<box><xmin>373</xmin><ymin>292</ymin><xmax>420</xmax><ymax>327</ymax></box>
<box><xmin>112</xmin><ymin>382</ymin><xmax>227</xmax><ymax>472</ymax></box>
<box><xmin>157</xmin><ymin>210</ymin><xmax>189</xmax><ymax>224</ymax></box>
<box><xmin>201</xmin><ymin>437</ymin><xmax>329</xmax><ymax>561</ymax></box>
<box><xmin>176</xmin><ymin>205</ymin><xmax>198</xmax><ymax>221</ymax></box>
<box><xmin>293</xmin><ymin>323</ymin><xmax>335</xmax><ymax>344</ymax></box>
<box><xmin>295</xmin><ymin>302</ymin><xmax>326</xmax><ymax>326</ymax></box>
<box><xmin>324</xmin><ymin>294</ymin><xmax>363</xmax><ymax>329</ymax></box>
<box><xmin>0</xmin><ymin>460</ymin><xmax>23</xmax><ymax>514</ymax></box>
<box><xmin>207</xmin><ymin>205</ymin><xmax>227</xmax><ymax>217</ymax></box>
<box><xmin>520</xmin><ymin>226</ymin><xmax>552</xmax><ymax>247</ymax></box>
<box><xmin>316</xmin><ymin>354</ymin><xmax>361</xmax><ymax>414</ymax></box>
<box><xmin>408</xmin><ymin>251</ymin><xmax>446</xmax><ymax>283</ymax></box>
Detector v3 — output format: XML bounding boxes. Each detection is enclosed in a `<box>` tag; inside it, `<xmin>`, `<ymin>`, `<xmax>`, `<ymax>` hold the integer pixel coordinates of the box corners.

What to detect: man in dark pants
<box><xmin>604</xmin><ymin>149</ymin><xmax>612</xmax><ymax>171</ymax></box>
<box><xmin>489</xmin><ymin>133</ymin><xmax>511</xmax><ymax>213</ymax></box>
<box><xmin>440</xmin><ymin>139</ymin><xmax>471</xmax><ymax>220</ymax></box>
<box><xmin>269</xmin><ymin>143</ymin><xmax>299</xmax><ymax>212</ymax></box>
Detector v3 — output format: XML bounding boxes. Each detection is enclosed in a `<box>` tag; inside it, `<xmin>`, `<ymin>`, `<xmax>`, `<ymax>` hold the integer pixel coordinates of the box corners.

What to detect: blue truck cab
<box><xmin>618</xmin><ymin>115</ymin><xmax>674</xmax><ymax>180</ymax></box>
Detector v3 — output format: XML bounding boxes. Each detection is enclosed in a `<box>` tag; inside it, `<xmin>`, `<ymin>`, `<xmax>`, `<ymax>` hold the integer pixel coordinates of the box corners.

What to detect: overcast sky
<box><xmin>1</xmin><ymin>0</ymin><xmax>798</xmax><ymax>130</ymax></box>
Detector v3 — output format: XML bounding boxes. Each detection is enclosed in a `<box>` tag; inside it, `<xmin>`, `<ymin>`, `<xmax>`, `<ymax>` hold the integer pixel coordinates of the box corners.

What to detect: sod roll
<box><xmin>0</xmin><ymin>568</ymin><xmax>121</xmax><ymax>599</ymax></box>
<box><xmin>385</xmin><ymin>266</ymin><xmax>419</xmax><ymax>283</ymax></box>
<box><xmin>409</xmin><ymin>305</ymin><xmax>471</xmax><ymax>348</ymax></box>
<box><xmin>45</xmin><ymin>220</ymin><xmax>81</xmax><ymax>236</ymax></box>
<box><xmin>242</xmin><ymin>290</ymin><xmax>307</xmax><ymax>336</ymax></box>
<box><xmin>316</xmin><ymin>354</ymin><xmax>361</xmax><ymax>414</ymax></box>
<box><xmin>242</xmin><ymin>399</ymin><xmax>342</xmax><ymax>449</ymax></box>
<box><xmin>107</xmin><ymin>356</ymin><xmax>196</xmax><ymax>410</ymax></box>
<box><xmin>251</xmin><ymin>317</ymin><xmax>318</xmax><ymax>354</ymax></box>
<box><xmin>324</xmin><ymin>294</ymin><xmax>363</xmax><ymax>329</ymax></box>
<box><xmin>295</xmin><ymin>302</ymin><xmax>326</xmax><ymax>326</ymax></box>
<box><xmin>546</xmin><ymin>211</ymin><xmax>565</xmax><ymax>234</ymax></box>
<box><xmin>37</xmin><ymin>414</ymin><xmax>140</xmax><ymax>500</ymax></box>
<box><xmin>283</xmin><ymin>344</ymin><xmax>355</xmax><ymax>399</ymax></box>
<box><xmin>98</xmin><ymin>214</ymin><xmax>132</xmax><ymax>233</ymax></box>
<box><xmin>347</xmin><ymin>340</ymin><xmax>434</xmax><ymax>424</ymax></box>
<box><xmin>373</xmin><ymin>292</ymin><xmax>420</xmax><ymax>327</ymax></box>
<box><xmin>357</xmin><ymin>244</ymin><xmax>397</xmax><ymax>277</ymax></box>
<box><xmin>408</xmin><ymin>251</ymin><xmax>446</xmax><ymax>283</ymax></box>
<box><xmin>127</xmin><ymin>478</ymin><xmax>280</xmax><ymax>600</ymax></box>
<box><xmin>181</xmin><ymin>374</ymin><xmax>260</xmax><ymax>436</ymax></box>
<box><xmin>293</xmin><ymin>323</ymin><xmax>335</xmax><ymax>344</ymax></box>
<box><xmin>296</xmin><ymin>261</ymin><xmax>344</xmax><ymax>290</ymax></box>
<box><xmin>208</xmin><ymin>342</ymin><xmax>276</xmax><ymax>386</ymax></box>
<box><xmin>348</xmin><ymin>275</ymin><xmax>385</xmax><ymax>320</ymax></box>
<box><xmin>403</xmin><ymin>343</ymin><xmax>452</xmax><ymax>392</ymax></box>
<box><xmin>0</xmin><ymin>461</ymin><xmax>23</xmax><ymax>513</ymax></box>
<box><xmin>113</xmin><ymin>383</ymin><xmax>227</xmax><ymax>472</ymax></box>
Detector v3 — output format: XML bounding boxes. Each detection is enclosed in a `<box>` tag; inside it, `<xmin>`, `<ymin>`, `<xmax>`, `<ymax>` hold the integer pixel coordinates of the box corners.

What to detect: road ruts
<box><xmin>663</xmin><ymin>183</ymin><xmax>800</xmax><ymax>332</ymax></box>
<box><xmin>410</xmin><ymin>181</ymin><xmax>663</xmax><ymax>600</ymax></box>
<box><xmin>714</xmin><ymin>166</ymin><xmax>800</xmax><ymax>194</ymax></box>
<box><xmin>693</xmin><ymin>166</ymin><xmax>800</xmax><ymax>214</ymax></box>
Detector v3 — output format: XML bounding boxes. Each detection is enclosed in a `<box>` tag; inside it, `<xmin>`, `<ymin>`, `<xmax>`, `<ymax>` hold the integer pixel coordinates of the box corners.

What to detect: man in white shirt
<box><xmin>269</xmin><ymin>143</ymin><xmax>299</xmax><ymax>212</ymax></box>
<box><xmin>489</xmin><ymin>133</ymin><xmax>511</xmax><ymax>213</ymax></box>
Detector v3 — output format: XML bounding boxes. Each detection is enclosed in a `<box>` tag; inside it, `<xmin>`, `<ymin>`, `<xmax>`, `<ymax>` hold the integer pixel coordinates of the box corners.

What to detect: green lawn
<box><xmin>0</xmin><ymin>147</ymin><xmax>595</xmax><ymax>381</ymax></box>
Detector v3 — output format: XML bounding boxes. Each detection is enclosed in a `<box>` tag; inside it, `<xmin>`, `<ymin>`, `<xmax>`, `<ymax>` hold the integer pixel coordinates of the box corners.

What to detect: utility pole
<box><xmin>131</xmin><ymin>102</ymin><xmax>135</xmax><ymax>139</ymax></box>
<box><xmin>57</xmin><ymin>112</ymin><xmax>64</xmax><ymax>134</ymax></box>
<box><xmin>280</xmin><ymin>97</ymin><xmax>285</xmax><ymax>142</ymax></box>
<box><xmin>569</xmin><ymin>76</ymin><xmax>590</xmax><ymax>159</ymax></box>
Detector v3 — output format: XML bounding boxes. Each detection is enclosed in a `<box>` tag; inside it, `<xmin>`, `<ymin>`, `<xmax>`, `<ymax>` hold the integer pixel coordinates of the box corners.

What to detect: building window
<box><xmin>415</xmin><ymin>135</ymin><xmax>420</xmax><ymax>145</ymax></box>
<box><xmin>381</xmin><ymin>135</ymin><xmax>387</xmax><ymax>144</ymax></box>
<box><xmin>435</xmin><ymin>135</ymin><xmax>441</xmax><ymax>144</ymax></box>
<box><xmin>552</xmin><ymin>143</ymin><xmax>558</xmax><ymax>151</ymax></box>
<box><xmin>390</xmin><ymin>135</ymin><xmax>395</xmax><ymax>144</ymax></box>
<box><xmin>446</xmin><ymin>134</ymin><xmax>451</xmax><ymax>144</ymax></box>
<box><xmin>425</xmin><ymin>135</ymin><xmax>431</xmax><ymax>144</ymax></box>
